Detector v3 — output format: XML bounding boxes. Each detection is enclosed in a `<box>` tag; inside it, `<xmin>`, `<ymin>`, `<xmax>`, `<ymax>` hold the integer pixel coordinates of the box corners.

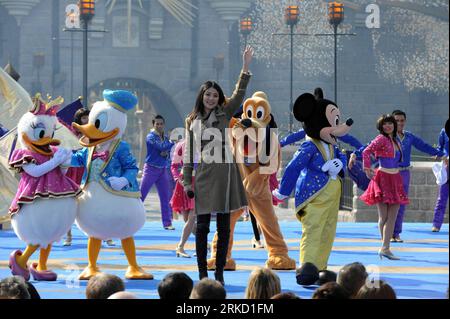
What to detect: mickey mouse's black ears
<box><xmin>293</xmin><ymin>93</ymin><xmax>316</xmax><ymax>122</ymax></box>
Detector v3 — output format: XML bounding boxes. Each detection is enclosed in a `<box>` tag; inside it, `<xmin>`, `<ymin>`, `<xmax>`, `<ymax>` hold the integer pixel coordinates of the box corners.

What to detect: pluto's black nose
<box><xmin>346</xmin><ymin>118</ymin><xmax>354</xmax><ymax>126</ymax></box>
<box><xmin>241</xmin><ymin>118</ymin><xmax>252</xmax><ymax>128</ymax></box>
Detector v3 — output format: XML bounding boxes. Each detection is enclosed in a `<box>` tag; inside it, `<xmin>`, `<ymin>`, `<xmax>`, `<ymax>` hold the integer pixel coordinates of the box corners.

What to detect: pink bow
<box><xmin>92</xmin><ymin>151</ymin><xmax>110</xmax><ymax>161</ymax></box>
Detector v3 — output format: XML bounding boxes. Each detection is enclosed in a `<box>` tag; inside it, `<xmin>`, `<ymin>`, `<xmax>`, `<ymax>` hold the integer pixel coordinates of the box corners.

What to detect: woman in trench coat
<box><xmin>183</xmin><ymin>46</ymin><xmax>253</xmax><ymax>285</ymax></box>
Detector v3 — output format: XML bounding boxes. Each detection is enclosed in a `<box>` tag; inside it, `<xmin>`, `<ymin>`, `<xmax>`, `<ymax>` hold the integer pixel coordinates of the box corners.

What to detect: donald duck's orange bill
<box><xmin>72</xmin><ymin>122</ymin><xmax>119</xmax><ymax>147</ymax></box>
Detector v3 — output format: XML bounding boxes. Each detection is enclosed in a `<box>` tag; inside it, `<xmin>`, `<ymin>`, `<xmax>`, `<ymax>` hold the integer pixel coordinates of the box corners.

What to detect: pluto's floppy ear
<box><xmin>268</xmin><ymin>114</ymin><xmax>277</xmax><ymax>129</ymax></box>
<box><xmin>293</xmin><ymin>93</ymin><xmax>316</xmax><ymax>122</ymax></box>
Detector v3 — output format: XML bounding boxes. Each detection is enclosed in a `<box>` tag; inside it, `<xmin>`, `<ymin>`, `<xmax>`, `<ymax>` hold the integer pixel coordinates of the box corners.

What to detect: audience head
<box><xmin>86</xmin><ymin>273</ymin><xmax>125</xmax><ymax>299</ymax></box>
<box><xmin>355</xmin><ymin>280</ymin><xmax>397</xmax><ymax>299</ymax></box>
<box><xmin>271</xmin><ymin>292</ymin><xmax>301</xmax><ymax>299</ymax></box>
<box><xmin>108</xmin><ymin>291</ymin><xmax>139</xmax><ymax>299</ymax></box>
<box><xmin>312</xmin><ymin>282</ymin><xmax>349</xmax><ymax>300</ymax></box>
<box><xmin>245</xmin><ymin>267</ymin><xmax>281</xmax><ymax>299</ymax></box>
<box><xmin>190</xmin><ymin>278</ymin><xmax>226</xmax><ymax>299</ymax></box>
<box><xmin>0</xmin><ymin>276</ymin><xmax>31</xmax><ymax>299</ymax></box>
<box><xmin>337</xmin><ymin>262</ymin><xmax>368</xmax><ymax>298</ymax></box>
<box><xmin>158</xmin><ymin>272</ymin><xmax>194</xmax><ymax>299</ymax></box>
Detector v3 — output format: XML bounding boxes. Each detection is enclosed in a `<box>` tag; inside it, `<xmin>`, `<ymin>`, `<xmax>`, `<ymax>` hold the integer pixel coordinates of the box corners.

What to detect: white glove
<box><xmin>322</xmin><ymin>159</ymin><xmax>343</xmax><ymax>180</ymax></box>
<box><xmin>55</xmin><ymin>148</ymin><xmax>73</xmax><ymax>166</ymax></box>
<box><xmin>23</xmin><ymin>156</ymin><xmax>62</xmax><ymax>178</ymax></box>
<box><xmin>53</xmin><ymin>148</ymin><xmax>71</xmax><ymax>164</ymax></box>
<box><xmin>272</xmin><ymin>189</ymin><xmax>288</xmax><ymax>201</ymax></box>
<box><xmin>108</xmin><ymin>176</ymin><xmax>130</xmax><ymax>191</ymax></box>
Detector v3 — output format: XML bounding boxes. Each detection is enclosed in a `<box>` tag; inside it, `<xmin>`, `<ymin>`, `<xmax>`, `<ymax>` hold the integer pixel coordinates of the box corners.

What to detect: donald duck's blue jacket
<box><xmin>71</xmin><ymin>139</ymin><xmax>140</xmax><ymax>198</ymax></box>
<box><xmin>278</xmin><ymin>138</ymin><xmax>347</xmax><ymax>214</ymax></box>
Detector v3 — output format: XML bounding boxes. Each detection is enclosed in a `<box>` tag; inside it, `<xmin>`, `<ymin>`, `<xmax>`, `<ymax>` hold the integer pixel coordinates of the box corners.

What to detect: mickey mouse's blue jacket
<box><xmin>278</xmin><ymin>138</ymin><xmax>347</xmax><ymax>214</ymax></box>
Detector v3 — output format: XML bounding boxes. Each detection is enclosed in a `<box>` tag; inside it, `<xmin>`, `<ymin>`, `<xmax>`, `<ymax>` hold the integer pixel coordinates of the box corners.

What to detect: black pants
<box><xmin>249</xmin><ymin>211</ymin><xmax>260</xmax><ymax>241</ymax></box>
<box><xmin>196</xmin><ymin>213</ymin><xmax>230</xmax><ymax>274</ymax></box>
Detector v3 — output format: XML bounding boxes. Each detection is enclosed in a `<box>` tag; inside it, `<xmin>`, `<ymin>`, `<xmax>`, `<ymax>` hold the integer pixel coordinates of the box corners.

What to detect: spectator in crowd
<box><xmin>0</xmin><ymin>276</ymin><xmax>31</xmax><ymax>299</ymax></box>
<box><xmin>312</xmin><ymin>282</ymin><xmax>349</xmax><ymax>299</ymax></box>
<box><xmin>271</xmin><ymin>292</ymin><xmax>301</xmax><ymax>299</ymax></box>
<box><xmin>245</xmin><ymin>268</ymin><xmax>281</xmax><ymax>299</ymax></box>
<box><xmin>108</xmin><ymin>291</ymin><xmax>139</xmax><ymax>299</ymax></box>
<box><xmin>190</xmin><ymin>278</ymin><xmax>226</xmax><ymax>299</ymax></box>
<box><xmin>355</xmin><ymin>280</ymin><xmax>397</xmax><ymax>299</ymax></box>
<box><xmin>86</xmin><ymin>273</ymin><xmax>125</xmax><ymax>299</ymax></box>
<box><xmin>158</xmin><ymin>272</ymin><xmax>194</xmax><ymax>299</ymax></box>
<box><xmin>337</xmin><ymin>262</ymin><xmax>368</xmax><ymax>298</ymax></box>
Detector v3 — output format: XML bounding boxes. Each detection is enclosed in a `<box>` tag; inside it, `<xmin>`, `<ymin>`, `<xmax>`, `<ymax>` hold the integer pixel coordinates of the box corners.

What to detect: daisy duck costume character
<box><xmin>70</xmin><ymin>89</ymin><xmax>153</xmax><ymax>280</ymax></box>
<box><xmin>8</xmin><ymin>95</ymin><xmax>80</xmax><ymax>281</ymax></box>
<box><xmin>273</xmin><ymin>92</ymin><xmax>353</xmax><ymax>286</ymax></box>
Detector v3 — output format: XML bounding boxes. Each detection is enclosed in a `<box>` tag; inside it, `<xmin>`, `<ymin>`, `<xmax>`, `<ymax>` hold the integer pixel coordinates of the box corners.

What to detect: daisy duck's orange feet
<box><xmin>78</xmin><ymin>266</ymin><xmax>102</xmax><ymax>280</ymax></box>
<box><xmin>125</xmin><ymin>266</ymin><xmax>153</xmax><ymax>280</ymax></box>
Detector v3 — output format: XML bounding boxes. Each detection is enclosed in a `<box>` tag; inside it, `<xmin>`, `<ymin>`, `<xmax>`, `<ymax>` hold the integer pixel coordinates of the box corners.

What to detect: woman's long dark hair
<box><xmin>376</xmin><ymin>114</ymin><xmax>403</xmax><ymax>160</ymax></box>
<box><xmin>186</xmin><ymin>81</ymin><xmax>225</xmax><ymax>128</ymax></box>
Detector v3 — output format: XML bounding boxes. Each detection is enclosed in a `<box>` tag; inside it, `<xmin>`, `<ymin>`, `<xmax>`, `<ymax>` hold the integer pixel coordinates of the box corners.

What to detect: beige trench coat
<box><xmin>183</xmin><ymin>72</ymin><xmax>251</xmax><ymax>215</ymax></box>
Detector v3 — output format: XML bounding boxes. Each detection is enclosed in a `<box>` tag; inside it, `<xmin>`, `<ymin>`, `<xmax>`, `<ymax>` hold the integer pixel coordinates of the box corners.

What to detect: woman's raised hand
<box><xmin>242</xmin><ymin>45</ymin><xmax>254</xmax><ymax>73</ymax></box>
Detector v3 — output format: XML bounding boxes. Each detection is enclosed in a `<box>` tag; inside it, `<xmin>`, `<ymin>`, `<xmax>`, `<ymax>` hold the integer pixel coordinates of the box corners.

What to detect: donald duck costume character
<box><xmin>70</xmin><ymin>89</ymin><xmax>153</xmax><ymax>280</ymax></box>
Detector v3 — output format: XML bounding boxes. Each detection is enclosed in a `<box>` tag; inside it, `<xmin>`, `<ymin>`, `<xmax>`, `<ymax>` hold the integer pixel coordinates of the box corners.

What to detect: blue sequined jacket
<box><xmin>278</xmin><ymin>138</ymin><xmax>347</xmax><ymax>215</ymax></box>
<box><xmin>71</xmin><ymin>139</ymin><xmax>140</xmax><ymax>198</ymax></box>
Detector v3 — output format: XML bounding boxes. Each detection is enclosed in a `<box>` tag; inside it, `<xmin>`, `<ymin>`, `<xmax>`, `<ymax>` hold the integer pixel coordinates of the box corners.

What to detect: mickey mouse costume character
<box><xmin>273</xmin><ymin>91</ymin><xmax>353</xmax><ymax>285</ymax></box>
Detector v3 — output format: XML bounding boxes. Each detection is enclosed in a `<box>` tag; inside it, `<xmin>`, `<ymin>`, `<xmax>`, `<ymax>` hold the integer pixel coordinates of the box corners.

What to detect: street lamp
<box><xmin>285</xmin><ymin>5</ymin><xmax>299</xmax><ymax>133</ymax></box>
<box><xmin>78</xmin><ymin>0</ymin><xmax>95</xmax><ymax>106</ymax></box>
<box><xmin>66</xmin><ymin>8</ymin><xmax>79</xmax><ymax>101</ymax></box>
<box><xmin>328</xmin><ymin>2</ymin><xmax>344</xmax><ymax>103</ymax></box>
<box><xmin>240</xmin><ymin>17</ymin><xmax>253</xmax><ymax>48</ymax></box>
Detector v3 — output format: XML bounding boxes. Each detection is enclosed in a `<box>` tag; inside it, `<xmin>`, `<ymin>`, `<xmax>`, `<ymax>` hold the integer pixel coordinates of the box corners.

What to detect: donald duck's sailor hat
<box><xmin>103</xmin><ymin>89</ymin><xmax>138</xmax><ymax>113</ymax></box>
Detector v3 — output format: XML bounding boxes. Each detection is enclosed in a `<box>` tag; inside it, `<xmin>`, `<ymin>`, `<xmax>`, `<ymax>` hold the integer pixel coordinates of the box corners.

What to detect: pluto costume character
<box><xmin>273</xmin><ymin>92</ymin><xmax>353</xmax><ymax>285</ymax></box>
<box><xmin>8</xmin><ymin>95</ymin><xmax>80</xmax><ymax>281</ymax></box>
<box><xmin>70</xmin><ymin>89</ymin><xmax>153</xmax><ymax>280</ymax></box>
<box><xmin>208</xmin><ymin>92</ymin><xmax>296</xmax><ymax>270</ymax></box>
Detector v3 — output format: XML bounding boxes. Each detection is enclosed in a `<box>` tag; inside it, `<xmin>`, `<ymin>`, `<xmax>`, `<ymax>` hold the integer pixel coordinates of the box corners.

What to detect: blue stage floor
<box><xmin>0</xmin><ymin>221</ymin><xmax>448</xmax><ymax>299</ymax></box>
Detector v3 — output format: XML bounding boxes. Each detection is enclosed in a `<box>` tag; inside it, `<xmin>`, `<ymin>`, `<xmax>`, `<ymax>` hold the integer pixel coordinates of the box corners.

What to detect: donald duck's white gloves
<box><xmin>108</xmin><ymin>176</ymin><xmax>129</xmax><ymax>191</ymax></box>
<box><xmin>22</xmin><ymin>155</ymin><xmax>64</xmax><ymax>178</ymax></box>
<box><xmin>322</xmin><ymin>159</ymin><xmax>343</xmax><ymax>180</ymax></box>
<box><xmin>272</xmin><ymin>189</ymin><xmax>288</xmax><ymax>201</ymax></box>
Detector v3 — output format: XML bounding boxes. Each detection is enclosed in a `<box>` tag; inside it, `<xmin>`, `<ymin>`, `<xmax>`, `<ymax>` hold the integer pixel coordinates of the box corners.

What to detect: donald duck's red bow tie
<box><xmin>92</xmin><ymin>150</ymin><xmax>110</xmax><ymax>161</ymax></box>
